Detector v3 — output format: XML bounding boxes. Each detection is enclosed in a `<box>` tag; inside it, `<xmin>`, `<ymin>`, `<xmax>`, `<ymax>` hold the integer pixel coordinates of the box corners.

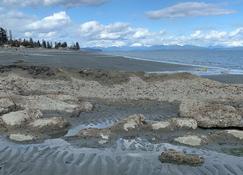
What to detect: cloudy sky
<box><xmin>0</xmin><ymin>0</ymin><xmax>243</xmax><ymax>47</ymax></box>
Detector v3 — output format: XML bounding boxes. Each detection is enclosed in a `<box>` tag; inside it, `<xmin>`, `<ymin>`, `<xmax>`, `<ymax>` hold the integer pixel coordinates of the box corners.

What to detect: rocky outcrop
<box><xmin>18</xmin><ymin>96</ymin><xmax>80</xmax><ymax>113</ymax></box>
<box><xmin>174</xmin><ymin>135</ymin><xmax>205</xmax><ymax>146</ymax></box>
<box><xmin>179</xmin><ymin>100</ymin><xmax>243</xmax><ymax>128</ymax></box>
<box><xmin>226</xmin><ymin>130</ymin><xmax>243</xmax><ymax>140</ymax></box>
<box><xmin>151</xmin><ymin>121</ymin><xmax>170</xmax><ymax>130</ymax></box>
<box><xmin>0</xmin><ymin>98</ymin><xmax>18</xmax><ymax>115</ymax></box>
<box><xmin>170</xmin><ymin>118</ymin><xmax>197</xmax><ymax>130</ymax></box>
<box><xmin>0</xmin><ymin>109</ymin><xmax>42</xmax><ymax>127</ymax></box>
<box><xmin>77</xmin><ymin>128</ymin><xmax>111</xmax><ymax>139</ymax></box>
<box><xmin>151</xmin><ymin>118</ymin><xmax>197</xmax><ymax>130</ymax></box>
<box><xmin>28</xmin><ymin>117</ymin><xmax>69</xmax><ymax>132</ymax></box>
<box><xmin>159</xmin><ymin>149</ymin><xmax>204</xmax><ymax>166</ymax></box>
<box><xmin>9</xmin><ymin>133</ymin><xmax>35</xmax><ymax>142</ymax></box>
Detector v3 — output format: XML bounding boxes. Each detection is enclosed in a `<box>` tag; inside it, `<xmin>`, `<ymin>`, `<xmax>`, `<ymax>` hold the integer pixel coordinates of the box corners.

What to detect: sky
<box><xmin>0</xmin><ymin>0</ymin><xmax>243</xmax><ymax>47</ymax></box>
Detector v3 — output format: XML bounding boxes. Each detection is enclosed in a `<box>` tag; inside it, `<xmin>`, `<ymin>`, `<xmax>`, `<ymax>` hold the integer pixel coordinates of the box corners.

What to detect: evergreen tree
<box><xmin>37</xmin><ymin>40</ymin><xmax>41</xmax><ymax>47</ymax></box>
<box><xmin>29</xmin><ymin>38</ymin><xmax>34</xmax><ymax>47</ymax></box>
<box><xmin>75</xmin><ymin>42</ymin><xmax>80</xmax><ymax>50</ymax></box>
<box><xmin>42</xmin><ymin>40</ymin><xmax>47</xmax><ymax>48</ymax></box>
<box><xmin>61</xmin><ymin>42</ymin><xmax>67</xmax><ymax>48</ymax></box>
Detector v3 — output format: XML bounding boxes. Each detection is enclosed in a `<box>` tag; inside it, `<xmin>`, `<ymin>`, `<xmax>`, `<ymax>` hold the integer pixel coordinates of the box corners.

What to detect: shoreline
<box><xmin>0</xmin><ymin>47</ymin><xmax>243</xmax><ymax>84</ymax></box>
<box><xmin>105</xmin><ymin>52</ymin><xmax>243</xmax><ymax>76</ymax></box>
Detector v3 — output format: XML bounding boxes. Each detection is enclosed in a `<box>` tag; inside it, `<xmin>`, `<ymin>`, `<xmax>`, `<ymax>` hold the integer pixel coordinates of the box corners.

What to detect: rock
<box><xmin>98</xmin><ymin>140</ymin><xmax>108</xmax><ymax>145</ymax></box>
<box><xmin>79</xmin><ymin>101</ymin><xmax>93</xmax><ymax>112</ymax></box>
<box><xmin>47</xmin><ymin>95</ymin><xmax>93</xmax><ymax>112</ymax></box>
<box><xmin>115</xmin><ymin>114</ymin><xmax>146</xmax><ymax>131</ymax></box>
<box><xmin>0</xmin><ymin>98</ymin><xmax>17</xmax><ymax>115</ymax></box>
<box><xmin>179</xmin><ymin>100</ymin><xmax>242</xmax><ymax>128</ymax></box>
<box><xmin>170</xmin><ymin>118</ymin><xmax>197</xmax><ymax>130</ymax></box>
<box><xmin>9</xmin><ymin>133</ymin><xmax>35</xmax><ymax>142</ymax></box>
<box><xmin>0</xmin><ymin>109</ymin><xmax>42</xmax><ymax>127</ymax></box>
<box><xmin>16</xmin><ymin>96</ymin><xmax>93</xmax><ymax>117</ymax></box>
<box><xmin>29</xmin><ymin>117</ymin><xmax>69</xmax><ymax>131</ymax></box>
<box><xmin>174</xmin><ymin>135</ymin><xmax>203</xmax><ymax>146</ymax></box>
<box><xmin>151</xmin><ymin>121</ymin><xmax>170</xmax><ymax>130</ymax></box>
<box><xmin>159</xmin><ymin>149</ymin><xmax>204</xmax><ymax>166</ymax></box>
<box><xmin>226</xmin><ymin>130</ymin><xmax>243</xmax><ymax>140</ymax></box>
<box><xmin>77</xmin><ymin>128</ymin><xmax>111</xmax><ymax>138</ymax></box>
<box><xmin>19</xmin><ymin>96</ymin><xmax>80</xmax><ymax>114</ymax></box>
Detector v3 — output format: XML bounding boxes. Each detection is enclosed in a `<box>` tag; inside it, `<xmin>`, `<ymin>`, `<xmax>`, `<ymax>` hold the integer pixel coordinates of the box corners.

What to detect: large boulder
<box><xmin>179</xmin><ymin>100</ymin><xmax>242</xmax><ymax>128</ymax></box>
<box><xmin>159</xmin><ymin>149</ymin><xmax>204</xmax><ymax>166</ymax></box>
<box><xmin>0</xmin><ymin>109</ymin><xmax>42</xmax><ymax>127</ymax></box>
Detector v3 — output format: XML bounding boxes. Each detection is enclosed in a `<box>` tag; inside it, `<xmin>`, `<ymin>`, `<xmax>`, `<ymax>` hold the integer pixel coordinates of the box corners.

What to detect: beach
<box><xmin>1</xmin><ymin>48</ymin><xmax>243</xmax><ymax>175</ymax></box>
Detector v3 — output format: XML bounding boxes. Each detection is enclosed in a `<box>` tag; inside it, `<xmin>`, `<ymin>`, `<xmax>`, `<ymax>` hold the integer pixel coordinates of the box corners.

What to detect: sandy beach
<box><xmin>1</xmin><ymin>48</ymin><xmax>243</xmax><ymax>175</ymax></box>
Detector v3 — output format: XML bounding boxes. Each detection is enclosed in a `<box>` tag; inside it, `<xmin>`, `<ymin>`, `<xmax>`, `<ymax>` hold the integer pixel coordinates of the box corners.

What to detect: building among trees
<box><xmin>0</xmin><ymin>27</ymin><xmax>8</xmax><ymax>45</ymax></box>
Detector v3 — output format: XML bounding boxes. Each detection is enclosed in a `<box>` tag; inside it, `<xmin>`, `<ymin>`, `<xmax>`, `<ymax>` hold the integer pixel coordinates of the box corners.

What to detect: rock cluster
<box><xmin>0</xmin><ymin>95</ymin><xmax>93</xmax><ymax>142</ymax></box>
<box><xmin>151</xmin><ymin>118</ymin><xmax>198</xmax><ymax>130</ymax></box>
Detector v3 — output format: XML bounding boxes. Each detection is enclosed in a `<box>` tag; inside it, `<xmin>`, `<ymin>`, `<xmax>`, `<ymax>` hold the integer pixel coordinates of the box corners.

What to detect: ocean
<box><xmin>108</xmin><ymin>49</ymin><xmax>243</xmax><ymax>75</ymax></box>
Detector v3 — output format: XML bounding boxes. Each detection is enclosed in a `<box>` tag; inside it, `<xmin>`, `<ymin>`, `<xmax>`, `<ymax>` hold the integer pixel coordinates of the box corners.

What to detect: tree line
<box><xmin>7</xmin><ymin>38</ymin><xmax>80</xmax><ymax>50</ymax></box>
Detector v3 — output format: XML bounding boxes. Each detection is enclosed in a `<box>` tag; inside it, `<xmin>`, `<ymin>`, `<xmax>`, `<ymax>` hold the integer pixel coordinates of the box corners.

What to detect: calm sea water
<box><xmin>110</xmin><ymin>49</ymin><xmax>243</xmax><ymax>75</ymax></box>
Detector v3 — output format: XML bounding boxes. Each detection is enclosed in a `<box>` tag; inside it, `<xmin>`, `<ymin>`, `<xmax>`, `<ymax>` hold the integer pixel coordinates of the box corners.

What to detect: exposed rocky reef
<box><xmin>1</xmin><ymin>64</ymin><xmax>243</xmax><ymax>168</ymax></box>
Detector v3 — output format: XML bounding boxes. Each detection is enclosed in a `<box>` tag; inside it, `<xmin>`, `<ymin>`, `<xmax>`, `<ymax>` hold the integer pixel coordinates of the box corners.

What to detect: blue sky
<box><xmin>1</xmin><ymin>0</ymin><xmax>243</xmax><ymax>47</ymax></box>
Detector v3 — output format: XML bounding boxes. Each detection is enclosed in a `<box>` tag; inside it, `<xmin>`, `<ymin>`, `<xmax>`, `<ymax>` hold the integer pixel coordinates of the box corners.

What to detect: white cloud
<box><xmin>146</xmin><ymin>2</ymin><xmax>236</xmax><ymax>19</ymax></box>
<box><xmin>78</xmin><ymin>21</ymin><xmax>167</xmax><ymax>47</ymax></box>
<box><xmin>1</xmin><ymin>0</ymin><xmax>107</xmax><ymax>7</ymax></box>
<box><xmin>26</xmin><ymin>11</ymin><xmax>71</xmax><ymax>32</ymax></box>
<box><xmin>1</xmin><ymin>8</ymin><xmax>243</xmax><ymax>47</ymax></box>
<box><xmin>188</xmin><ymin>29</ymin><xmax>243</xmax><ymax>47</ymax></box>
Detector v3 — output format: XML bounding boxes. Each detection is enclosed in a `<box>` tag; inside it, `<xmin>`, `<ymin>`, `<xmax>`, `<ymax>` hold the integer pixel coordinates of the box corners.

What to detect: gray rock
<box><xmin>180</xmin><ymin>100</ymin><xmax>242</xmax><ymax>128</ymax></box>
<box><xmin>0</xmin><ymin>109</ymin><xmax>42</xmax><ymax>127</ymax></box>
<box><xmin>112</xmin><ymin>114</ymin><xmax>146</xmax><ymax>131</ymax></box>
<box><xmin>151</xmin><ymin>121</ymin><xmax>170</xmax><ymax>130</ymax></box>
<box><xmin>77</xmin><ymin>128</ymin><xmax>111</xmax><ymax>138</ymax></box>
<box><xmin>170</xmin><ymin>118</ymin><xmax>197</xmax><ymax>130</ymax></box>
<box><xmin>9</xmin><ymin>133</ymin><xmax>35</xmax><ymax>142</ymax></box>
<box><xmin>0</xmin><ymin>97</ymin><xmax>17</xmax><ymax>115</ymax></box>
<box><xmin>159</xmin><ymin>149</ymin><xmax>204</xmax><ymax>166</ymax></box>
<box><xmin>174</xmin><ymin>135</ymin><xmax>205</xmax><ymax>146</ymax></box>
<box><xmin>28</xmin><ymin>117</ymin><xmax>69</xmax><ymax>132</ymax></box>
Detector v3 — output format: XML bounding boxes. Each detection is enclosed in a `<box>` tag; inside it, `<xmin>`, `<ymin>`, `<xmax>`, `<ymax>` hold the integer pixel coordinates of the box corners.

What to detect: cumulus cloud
<box><xmin>189</xmin><ymin>29</ymin><xmax>243</xmax><ymax>47</ymax></box>
<box><xmin>26</xmin><ymin>11</ymin><xmax>71</xmax><ymax>32</ymax></box>
<box><xmin>1</xmin><ymin>0</ymin><xmax>107</xmax><ymax>7</ymax></box>
<box><xmin>78</xmin><ymin>21</ymin><xmax>166</xmax><ymax>47</ymax></box>
<box><xmin>0</xmin><ymin>9</ymin><xmax>73</xmax><ymax>41</ymax></box>
<box><xmin>146</xmin><ymin>2</ymin><xmax>236</xmax><ymax>19</ymax></box>
<box><xmin>1</xmin><ymin>7</ymin><xmax>243</xmax><ymax>47</ymax></box>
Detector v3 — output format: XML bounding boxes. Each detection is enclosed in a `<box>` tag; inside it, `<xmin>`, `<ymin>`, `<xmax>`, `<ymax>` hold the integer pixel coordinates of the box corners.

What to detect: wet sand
<box><xmin>1</xmin><ymin>47</ymin><xmax>243</xmax><ymax>84</ymax></box>
<box><xmin>204</xmin><ymin>74</ymin><xmax>243</xmax><ymax>84</ymax></box>
<box><xmin>0</xmin><ymin>48</ymin><xmax>195</xmax><ymax>72</ymax></box>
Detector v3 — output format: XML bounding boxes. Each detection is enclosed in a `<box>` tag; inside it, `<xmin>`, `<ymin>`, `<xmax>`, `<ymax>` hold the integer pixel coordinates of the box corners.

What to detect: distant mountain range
<box><xmin>81</xmin><ymin>45</ymin><xmax>243</xmax><ymax>52</ymax></box>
